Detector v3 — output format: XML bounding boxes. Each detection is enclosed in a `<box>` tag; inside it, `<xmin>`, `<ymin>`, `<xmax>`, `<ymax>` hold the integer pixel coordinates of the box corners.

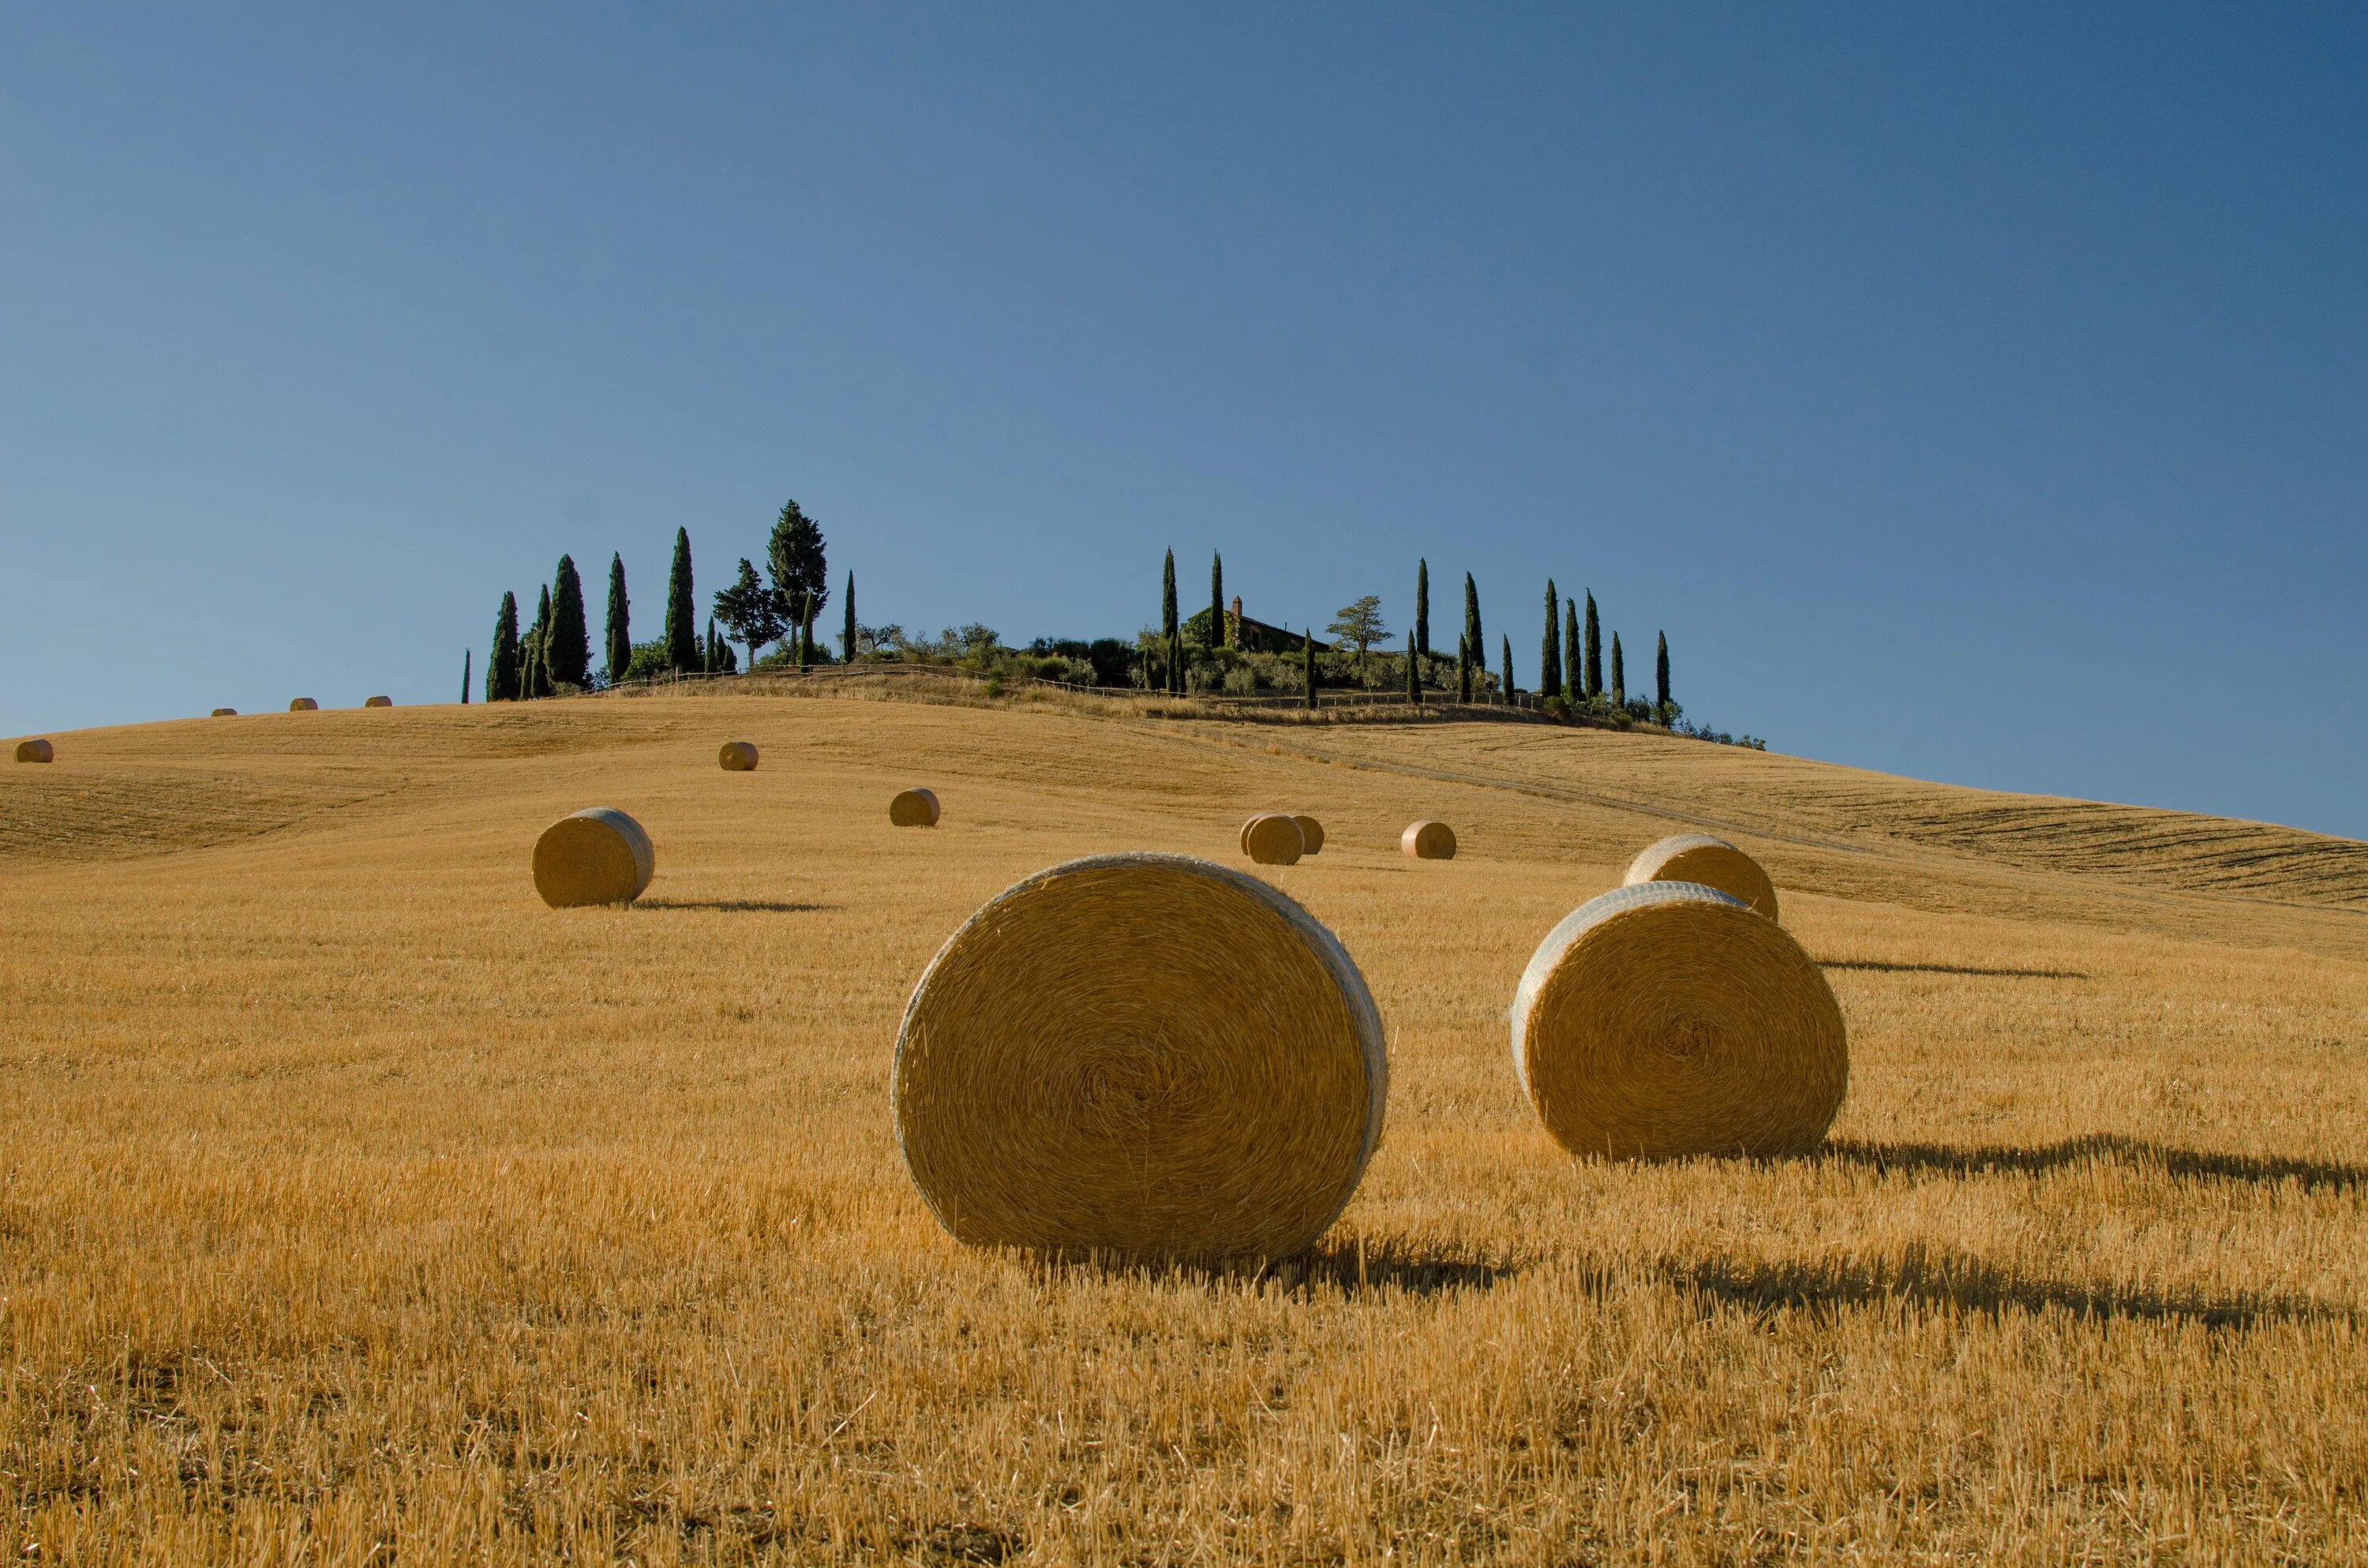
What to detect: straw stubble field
<box><xmin>3</xmin><ymin>693</ymin><xmax>2366</xmax><ymax>1564</ymax></box>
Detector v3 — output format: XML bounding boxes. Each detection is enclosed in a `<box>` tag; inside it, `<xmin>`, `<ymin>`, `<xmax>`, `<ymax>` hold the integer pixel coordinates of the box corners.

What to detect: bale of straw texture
<box><xmin>1623</xmin><ymin>833</ymin><xmax>1779</xmax><ymax>921</ymax></box>
<box><xmin>531</xmin><ymin>807</ymin><xmax>656</xmax><ymax>908</ymax></box>
<box><xmin>364</xmin><ymin>695</ymin><xmax>393</xmax><ymax>708</ymax></box>
<box><xmin>1238</xmin><ymin>812</ymin><xmax>1305</xmax><ymax>866</ymax></box>
<box><xmin>894</xmin><ymin>851</ymin><xmax>1387</xmax><ymax>1259</ymax></box>
<box><xmin>718</xmin><ymin>740</ymin><xmax>760</xmax><ymax>772</ymax></box>
<box><xmin>889</xmin><ymin>787</ymin><xmax>941</xmax><ymax>827</ymax></box>
<box><xmin>1401</xmin><ymin>820</ymin><xmax>1457</xmax><ymax>859</ymax></box>
<box><xmin>1512</xmin><ymin>881</ymin><xmax>1846</xmax><ymax>1160</ymax></box>
<box><xmin>288</xmin><ymin>698</ymin><xmax>318</xmax><ymax>712</ymax></box>
<box><xmin>211</xmin><ymin>708</ymin><xmax>237</xmax><ymax>717</ymax></box>
<box><xmin>15</xmin><ymin>739</ymin><xmax>54</xmax><ymax>764</ymax></box>
<box><xmin>1291</xmin><ymin>815</ymin><xmax>1325</xmax><ymax>855</ymax></box>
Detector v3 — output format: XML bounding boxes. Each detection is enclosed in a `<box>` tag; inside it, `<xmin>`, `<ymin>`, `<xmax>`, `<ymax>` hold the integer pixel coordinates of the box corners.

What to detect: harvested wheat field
<box><xmin>4</xmin><ymin>689</ymin><xmax>2367</xmax><ymax>1564</ymax></box>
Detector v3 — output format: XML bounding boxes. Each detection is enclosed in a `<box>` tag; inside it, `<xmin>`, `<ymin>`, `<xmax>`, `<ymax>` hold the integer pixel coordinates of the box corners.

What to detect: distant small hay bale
<box><xmin>1238</xmin><ymin>812</ymin><xmax>1305</xmax><ymax>866</ymax></box>
<box><xmin>532</xmin><ymin>807</ymin><xmax>656</xmax><ymax>908</ymax></box>
<box><xmin>1291</xmin><ymin>815</ymin><xmax>1325</xmax><ymax>855</ymax></box>
<box><xmin>894</xmin><ymin>852</ymin><xmax>1386</xmax><ymax>1259</ymax></box>
<box><xmin>718</xmin><ymin>740</ymin><xmax>760</xmax><ymax>772</ymax></box>
<box><xmin>1401</xmin><ymin>820</ymin><xmax>1457</xmax><ymax>859</ymax></box>
<box><xmin>15</xmin><ymin>739</ymin><xmax>54</xmax><ymax>764</ymax></box>
<box><xmin>364</xmin><ymin>695</ymin><xmax>393</xmax><ymax>708</ymax></box>
<box><xmin>1623</xmin><ymin>833</ymin><xmax>1779</xmax><ymax>920</ymax></box>
<box><xmin>1512</xmin><ymin>881</ymin><xmax>1846</xmax><ymax>1160</ymax></box>
<box><xmin>890</xmin><ymin>788</ymin><xmax>941</xmax><ymax>827</ymax></box>
<box><xmin>211</xmin><ymin>708</ymin><xmax>238</xmax><ymax>717</ymax></box>
<box><xmin>288</xmin><ymin>698</ymin><xmax>319</xmax><ymax>712</ymax></box>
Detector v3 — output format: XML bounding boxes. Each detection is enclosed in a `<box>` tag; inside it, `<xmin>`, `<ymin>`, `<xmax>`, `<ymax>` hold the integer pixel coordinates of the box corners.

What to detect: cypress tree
<box><xmin>1610</xmin><ymin>633</ymin><xmax>1625</xmax><ymax>707</ymax></box>
<box><xmin>526</xmin><ymin>585</ymin><xmax>554</xmax><ymax>698</ymax></box>
<box><xmin>1304</xmin><ymin>629</ymin><xmax>1317</xmax><ymax>710</ymax></box>
<box><xmin>1656</xmin><ymin>631</ymin><xmax>1672</xmax><ymax>718</ymax></box>
<box><xmin>547</xmin><ymin>555</ymin><xmax>590</xmax><ymax>689</ymax></box>
<box><xmin>841</xmin><ymin>571</ymin><xmax>856</xmax><ymax>663</ymax></box>
<box><xmin>1456</xmin><ymin>635</ymin><xmax>1472</xmax><ymax>702</ymax></box>
<box><xmin>489</xmin><ymin>592</ymin><xmax>519</xmax><ymax>702</ymax></box>
<box><xmin>1541</xmin><ymin>581</ymin><xmax>1561</xmax><ymax>705</ymax></box>
<box><xmin>1501</xmin><ymin>634</ymin><xmax>1515</xmax><ymax>704</ymax></box>
<box><xmin>462</xmin><ymin>648</ymin><xmax>472</xmax><ymax>705</ymax></box>
<box><xmin>1415</xmin><ymin>559</ymin><xmax>1430</xmax><ymax>659</ymax></box>
<box><xmin>1406</xmin><ymin>632</ymin><xmax>1421</xmax><ymax>704</ymax></box>
<box><xmin>1462</xmin><ymin>574</ymin><xmax>1481</xmax><ymax>679</ymax></box>
<box><xmin>1563</xmin><ymin>601</ymin><xmax>1580</xmax><ymax>704</ymax></box>
<box><xmin>665</xmin><ymin>527</ymin><xmax>699</xmax><ymax>673</ymax></box>
<box><xmin>1583</xmin><ymin>591</ymin><xmax>1602</xmax><ymax>700</ymax></box>
<box><xmin>1161</xmin><ymin>549</ymin><xmax>1178</xmax><ymax>643</ymax></box>
<box><xmin>1169</xmin><ymin>628</ymin><xmax>1185</xmax><ymax>694</ymax></box>
<box><xmin>1209</xmin><ymin>553</ymin><xmax>1224</xmax><ymax>648</ymax></box>
<box><xmin>605</xmin><ymin>552</ymin><xmax>630</xmax><ymax>686</ymax></box>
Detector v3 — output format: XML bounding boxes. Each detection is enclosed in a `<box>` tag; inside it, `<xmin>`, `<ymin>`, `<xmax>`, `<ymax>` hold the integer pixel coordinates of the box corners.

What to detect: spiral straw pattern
<box><xmin>1512</xmin><ymin>881</ymin><xmax>1845</xmax><ymax>1159</ymax></box>
<box><xmin>718</xmin><ymin>740</ymin><xmax>760</xmax><ymax>772</ymax></box>
<box><xmin>1623</xmin><ymin>833</ymin><xmax>1779</xmax><ymax>920</ymax></box>
<box><xmin>890</xmin><ymin>788</ymin><xmax>942</xmax><ymax>827</ymax></box>
<box><xmin>1238</xmin><ymin>812</ymin><xmax>1306</xmax><ymax>866</ymax></box>
<box><xmin>1402</xmin><ymin>821</ymin><xmax>1457</xmax><ymax>859</ymax></box>
<box><xmin>532</xmin><ymin>807</ymin><xmax>656</xmax><ymax>908</ymax></box>
<box><xmin>894</xmin><ymin>852</ymin><xmax>1387</xmax><ymax>1259</ymax></box>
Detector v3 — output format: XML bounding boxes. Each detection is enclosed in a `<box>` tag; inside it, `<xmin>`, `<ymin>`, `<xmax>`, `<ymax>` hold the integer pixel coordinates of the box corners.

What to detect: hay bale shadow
<box><xmin>1826</xmin><ymin>1135</ymin><xmax>2368</xmax><ymax>1194</ymax></box>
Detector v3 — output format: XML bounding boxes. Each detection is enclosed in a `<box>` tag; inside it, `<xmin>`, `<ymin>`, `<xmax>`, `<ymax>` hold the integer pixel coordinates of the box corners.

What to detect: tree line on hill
<box><xmin>470</xmin><ymin>503</ymin><xmax>1762</xmax><ymax>747</ymax></box>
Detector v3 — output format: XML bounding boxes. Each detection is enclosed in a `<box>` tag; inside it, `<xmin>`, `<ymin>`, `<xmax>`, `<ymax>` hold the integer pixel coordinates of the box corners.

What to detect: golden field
<box><xmin>4</xmin><ymin>687</ymin><xmax>2366</xmax><ymax>1565</ymax></box>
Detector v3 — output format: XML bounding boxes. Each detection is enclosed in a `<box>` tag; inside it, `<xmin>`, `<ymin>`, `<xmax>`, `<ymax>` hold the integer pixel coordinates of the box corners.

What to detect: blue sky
<box><xmin>5</xmin><ymin>6</ymin><xmax>2362</xmax><ymax>836</ymax></box>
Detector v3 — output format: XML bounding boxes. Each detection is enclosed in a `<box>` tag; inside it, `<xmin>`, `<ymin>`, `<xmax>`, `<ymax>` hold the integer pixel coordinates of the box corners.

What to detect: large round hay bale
<box><xmin>1238</xmin><ymin>812</ymin><xmax>1305</xmax><ymax>866</ymax></box>
<box><xmin>894</xmin><ymin>852</ymin><xmax>1387</xmax><ymax>1259</ymax></box>
<box><xmin>15</xmin><ymin>739</ymin><xmax>54</xmax><ymax>764</ymax></box>
<box><xmin>890</xmin><ymin>788</ymin><xmax>941</xmax><ymax>827</ymax></box>
<box><xmin>211</xmin><ymin>708</ymin><xmax>237</xmax><ymax>718</ymax></box>
<box><xmin>1401</xmin><ymin>820</ymin><xmax>1457</xmax><ymax>859</ymax></box>
<box><xmin>364</xmin><ymin>695</ymin><xmax>393</xmax><ymax>708</ymax></box>
<box><xmin>288</xmin><ymin>698</ymin><xmax>318</xmax><ymax>712</ymax></box>
<box><xmin>1291</xmin><ymin>815</ymin><xmax>1325</xmax><ymax>855</ymax></box>
<box><xmin>1623</xmin><ymin>833</ymin><xmax>1779</xmax><ymax>920</ymax></box>
<box><xmin>532</xmin><ymin>807</ymin><xmax>656</xmax><ymax>907</ymax></box>
<box><xmin>1512</xmin><ymin>881</ymin><xmax>1846</xmax><ymax>1160</ymax></box>
<box><xmin>718</xmin><ymin>740</ymin><xmax>760</xmax><ymax>772</ymax></box>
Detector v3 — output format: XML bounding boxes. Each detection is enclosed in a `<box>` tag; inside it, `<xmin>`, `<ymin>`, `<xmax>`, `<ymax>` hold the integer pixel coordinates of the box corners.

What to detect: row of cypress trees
<box><xmin>485</xmin><ymin>528</ymin><xmax>715</xmax><ymax>701</ymax></box>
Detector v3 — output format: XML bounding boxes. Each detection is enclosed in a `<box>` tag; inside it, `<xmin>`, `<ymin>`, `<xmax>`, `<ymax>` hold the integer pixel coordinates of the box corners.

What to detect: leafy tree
<box><xmin>1656</xmin><ymin>631</ymin><xmax>1672</xmax><ymax>718</ymax></box>
<box><xmin>665</xmin><ymin>527</ymin><xmax>699</xmax><ymax>673</ymax></box>
<box><xmin>1169</xmin><ymin>628</ymin><xmax>1185</xmax><ymax>694</ymax></box>
<box><xmin>605</xmin><ymin>553</ymin><xmax>630</xmax><ymax>686</ymax></box>
<box><xmin>1327</xmin><ymin>595</ymin><xmax>1387</xmax><ymax>675</ymax></box>
<box><xmin>546</xmin><ymin>555</ymin><xmax>590</xmax><ymax>689</ymax></box>
<box><xmin>1463</xmin><ymin>574</ymin><xmax>1481</xmax><ymax>680</ymax></box>
<box><xmin>1161</xmin><ymin>549</ymin><xmax>1178</xmax><ymax>643</ymax></box>
<box><xmin>767</xmin><ymin>500</ymin><xmax>829</xmax><ymax>654</ymax></box>
<box><xmin>1501</xmin><ymin>634</ymin><xmax>1514</xmax><ymax>703</ymax></box>
<box><xmin>1609</xmin><ymin>632</ymin><xmax>1625</xmax><ymax>707</ymax></box>
<box><xmin>1541</xmin><ymin>580</ymin><xmax>1561</xmax><ymax>707</ymax></box>
<box><xmin>1583</xmin><ymin>590</ymin><xmax>1602</xmax><ymax>700</ymax></box>
<box><xmin>488</xmin><ymin>592</ymin><xmax>519</xmax><ymax>702</ymax></box>
<box><xmin>1208</xmin><ymin>553</ymin><xmax>1224</xmax><ymax>648</ymax></box>
<box><xmin>1563</xmin><ymin>600</ymin><xmax>1580</xmax><ymax>704</ymax></box>
<box><xmin>714</xmin><ymin>557</ymin><xmax>786</xmax><ymax>671</ymax></box>
<box><xmin>841</xmin><ymin>571</ymin><xmax>856</xmax><ymax>662</ymax></box>
<box><xmin>1303</xmin><ymin>627</ymin><xmax>1317</xmax><ymax>709</ymax></box>
<box><xmin>1456</xmin><ymin>635</ymin><xmax>1472</xmax><ymax>702</ymax></box>
<box><xmin>1415</xmin><ymin>559</ymin><xmax>1430</xmax><ymax>658</ymax></box>
<box><xmin>461</xmin><ymin>648</ymin><xmax>471</xmax><ymax>705</ymax></box>
<box><xmin>1406</xmin><ymin>631</ymin><xmax>1422</xmax><ymax>704</ymax></box>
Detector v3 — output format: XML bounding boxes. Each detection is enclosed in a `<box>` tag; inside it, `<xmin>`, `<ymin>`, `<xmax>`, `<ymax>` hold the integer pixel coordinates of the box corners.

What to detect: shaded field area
<box><xmin>4</xmin><ymin>694</ymin><xmax>2366</xmax><ymax>1562</ymax></box>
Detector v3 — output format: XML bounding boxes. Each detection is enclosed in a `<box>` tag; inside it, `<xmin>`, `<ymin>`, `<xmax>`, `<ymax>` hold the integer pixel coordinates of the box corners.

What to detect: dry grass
<box><xmin>4</xmin><ymin>696</ymin><xmax>2367</xmax><ymax>1563</ymax></box>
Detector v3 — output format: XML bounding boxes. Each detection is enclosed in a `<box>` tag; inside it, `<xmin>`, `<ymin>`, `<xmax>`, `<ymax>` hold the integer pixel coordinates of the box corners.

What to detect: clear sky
<box><xmin>6</xmin><ymin>6</ymin><xmax>2362</xmax><ymax>836</ymax></box>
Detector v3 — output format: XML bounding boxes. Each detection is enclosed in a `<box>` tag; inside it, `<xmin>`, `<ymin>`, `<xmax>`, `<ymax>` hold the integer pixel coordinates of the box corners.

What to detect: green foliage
<box><xmin>1304</xmin><ymin>631</ymin><xmax>1317</xmax><ymax>709</ymax></box>
<box><xmin>547</xmin><ymin>555</ymin><xmax>591</xmax><ymax>689</ymax></box>
<box><xmin>1327</xmin><ymin>595</ymin><xmax>1386</xmax><ymax>671</ymax></box>
<box><xmin>1208</xmin><ymin>553</ymin><xmax>1224</xmax><ymax>648</ymax></box>
<box><xmin>488</xmin><ymin>591</ymin><xmax>520</xmax><ymax>703</ymax></box>
<box><xmin>1415</xmin><ymin>559</ymin><xmax>1429</xmax><ymax>658</ymax></box>
<box><xmin>1406</xmin><ymin>632</ymin><xmax>1422</xmax><ymax>703</ymax></box>
<box><xmin>1500</xmin><ymin>634</ymin><xmax>1513</xmax><ymax>703</ymax></box>
<box><xmin>461</xmin><ymin>648</ymin><xmax>471</xmax><ymax>705</ymax></box>
<box><xmin>526</xmin><ymin>584</ymin><xmax>555</xmax><ymax>698</ymax></box>
<box><xmin>1462</xmin><ymin>573</ymin><xmax>1481</xmax><ymax>680</ymax></box>
<box><xmin>1583</xmin><ymin>591</ymin><xmax>1602</xmax><ymax>700</ymax></box>
<box><xmin>1540</xmin><ymin>580</ymin><xmax>1560</xmax><ymax>707</ymax></box>
<box><xmin>620</xmin><ymin>638</ymin><xmax>678</xmax><ymax>683</ymax></box>
<box><xmin>665</xmin><ymin>528</ymin><xmax>699</xmax><ymax>673</ymax></box>
<box><xmin>1456</xmin><ymin>636</ymin><xmax>1472</xmax><ymax>702</ymax></box>
<box><xmin>1161</xmin><ymin>550</ymin><xmax>1178</xmax><ymax>642</ymax></box>
<box><xmin>605</xmin><ymin>553</ymin><xmax>631</xmax><ymax>686</ymax></box>
<box><xmin>1563</xmin><ymin>600</ymin><xmax>1580</xmax><ymax>703</ymax></box>
<box><xmin>1656</xmin><ymin>630</ymin><xmax>1671</xmax><ymax>717</ymax></box>
<box><xmin>841</xmin><ymin>572</ymin><xmax>856</xmax><ymax>663</ymax></box>
<box><xmin>714</xmin><ymin>557</ymin><xmax>786</xmax><ymax>671</ymax></box>
<box><xmin>767</xmin><ymin>500</ymin><xmax>829</xmax><ymax>649</ymax></box>
<box><xmin>1609</xmin><ymin>632</ymin><xmax>1624</xmax><ymax>707</ymax></box>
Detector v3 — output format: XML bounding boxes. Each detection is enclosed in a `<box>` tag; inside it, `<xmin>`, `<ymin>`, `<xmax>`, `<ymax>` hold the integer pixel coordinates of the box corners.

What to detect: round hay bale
<box><xmin>531</xmin><ymin>807</ymin><xmax>656</xmax><ymax>908</ymax></box>
<box><xmin>1238</xmin><ymin>812</ymin><xmax>1305</xmax><ymax>866</ymax></box>
<box><xmin>1291</xmin><ymin>815</ymin><xmax>1325</xmax><ymax>855</ymax></box>
<box><xmin>364</xmin><ymin>695</ymin><xmax>393</xmax><ymax>708</ymax></box>
<box><xmin>1512</xmin><ymin>881</ymin><xmax>1846</xmax><ymax>1160</ymax></box>
<box><xmin>1623</xmin><ymin>833</ymin><xmax>1779</xmax><ymax>920</ymax></box>
<box><xmin>211</xmin><ymin>708</ymin><xmax>237</xmax><ymax>717</ymax></box>
<box><xmin>15</xmin><ymin>739</ymin><xmax>54</xmax><ymax>764</ymax></box>
<box><xmin>288</xmin><ymin>698</ymin><xmax>318</xmax><ymax>712</ymax></box>
<box><xmin>890</xmin><ymin>788</ymin><xmax>941</xmax><ymax>827</ymax></box>
<box><xmin>718</xmin><ymin>740</ymin><xmax>760</xmax><ymax>772</ymax></box>
<box><xmin>894</xmin><ymin>851</ymin><xmax>1387</xmax><ymax>1259</ymax></box>
<box><xmin>1401</xmin><ymin>820</ymin><xmax>1457</xmax><ymax>860</ymax></box>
